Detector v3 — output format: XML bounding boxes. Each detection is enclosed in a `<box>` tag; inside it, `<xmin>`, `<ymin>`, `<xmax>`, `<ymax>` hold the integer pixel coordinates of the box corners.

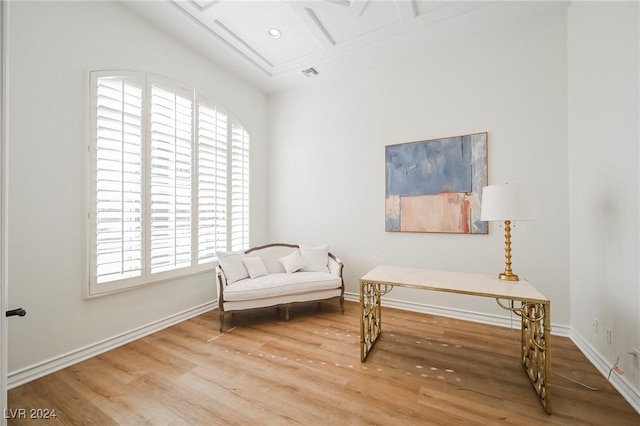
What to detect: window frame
<box><xmin>87</xmin><ymin>70</ymin><xmax>250</xmax><ymax>297</ymax></box>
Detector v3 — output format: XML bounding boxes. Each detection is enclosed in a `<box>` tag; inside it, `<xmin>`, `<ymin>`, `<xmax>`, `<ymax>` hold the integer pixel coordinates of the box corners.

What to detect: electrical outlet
<box><xmin>592</xmin><ymin>317</ymin><xmax>598</xmax><ymax>334</ymax></box>
<box><xmin>605</xmin><ymin>327</ymin><xmax>612</xmax><ymax>344</ymax></box>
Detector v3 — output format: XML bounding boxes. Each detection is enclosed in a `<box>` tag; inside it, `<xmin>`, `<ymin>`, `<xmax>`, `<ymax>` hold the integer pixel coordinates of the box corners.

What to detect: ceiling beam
<box><xmin>296</xmin><ymin>0</ymin><xmax>353</xmax><ymax>17</ymax></box>
<box><xmin>288</xmin><ymin>3</ymin><xmax>336</xmax><ymax>48</ymax></box>
<box><xmin>190</xmin><ymin>0</ymin><xmax>220</xmax><ymax>13</ymax></box>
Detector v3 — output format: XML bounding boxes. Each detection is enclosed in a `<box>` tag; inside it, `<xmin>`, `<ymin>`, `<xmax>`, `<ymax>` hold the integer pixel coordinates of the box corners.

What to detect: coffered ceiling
<box><xmin>122</xmin><ymin>1</ymin><xmax>568</xmax><ymax>94</ymax></box>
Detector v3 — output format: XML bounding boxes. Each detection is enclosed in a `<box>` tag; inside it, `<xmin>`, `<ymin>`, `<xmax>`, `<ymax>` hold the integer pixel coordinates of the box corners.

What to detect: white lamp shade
<box><xmin>480</xmin><ymin>183</ymin><xmax>536</xmax><ymax>221</ymax></box>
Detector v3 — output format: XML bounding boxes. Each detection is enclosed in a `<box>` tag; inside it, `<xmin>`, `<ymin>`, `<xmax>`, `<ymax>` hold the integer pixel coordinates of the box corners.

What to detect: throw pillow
<box><xmin>300</xmin><ymin>244</ymin><xmax>330</xmax><ymax>272</ymax></box>
<box><xmin>279</xmin><ymin>249</ymin><xmax>308</xmax><ymax>274</ymax></box>
<box><xmin>242</xmin><ymin>256</ymin><xmax>268</xmax><ymax>279</ymax></box>
<box><xmin>217</xmin><ymin>251</ymin><xmax>249</xmax><ymax>284</ymax></box>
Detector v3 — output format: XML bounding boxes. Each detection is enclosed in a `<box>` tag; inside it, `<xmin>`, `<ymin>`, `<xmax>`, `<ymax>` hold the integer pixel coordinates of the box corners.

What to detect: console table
<box><xmin>359</xmin><ymin>265</ymin><xmax>552</xmax><ymax>414</ymax></box>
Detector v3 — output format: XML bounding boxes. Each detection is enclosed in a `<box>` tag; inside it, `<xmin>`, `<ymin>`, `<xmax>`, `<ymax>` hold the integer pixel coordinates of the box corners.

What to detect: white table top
<box><xmin>360</xmin><ymin>265</ymin><xmax>549</xmax><ymax>303</ymax></box>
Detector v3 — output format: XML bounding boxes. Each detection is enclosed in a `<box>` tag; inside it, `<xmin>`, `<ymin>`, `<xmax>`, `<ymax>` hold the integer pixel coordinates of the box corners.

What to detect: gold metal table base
<box><xmin>360</xmin><ymin>280</ymin><xmax>552</xmax><ymax>414</ymax></box>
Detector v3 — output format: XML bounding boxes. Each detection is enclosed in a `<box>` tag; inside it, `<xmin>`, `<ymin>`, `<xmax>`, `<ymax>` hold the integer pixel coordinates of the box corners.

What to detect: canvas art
<box><xmin>385</xmin><ymin>132</ymin><xmax>488</xmax><ymax>234</ymax></box>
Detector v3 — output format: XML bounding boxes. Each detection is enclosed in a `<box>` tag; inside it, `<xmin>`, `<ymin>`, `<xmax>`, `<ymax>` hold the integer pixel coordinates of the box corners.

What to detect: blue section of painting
<box><xmin>386</xmin><ymin>212</ymin><xmax>400</xmax><ymax>231</ymax></box>
<box><xmin>386</xmin><ymin>136</ymin><xmax>473</xmax><ymax>197</ymax></box>
<box><xmin>470</xmin><ymin>133</ymin><xmax>488</xmax><ymax>233</ymax></box>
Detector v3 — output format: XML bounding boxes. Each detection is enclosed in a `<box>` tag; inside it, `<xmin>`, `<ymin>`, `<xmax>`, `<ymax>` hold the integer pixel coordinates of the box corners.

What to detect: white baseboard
<box><xmin>343</xmin><ymin>292</ymin><xmax>571</xmax><ymax>337</ymax></box>
<box><xmin>571</xmin><ymin>330</ymin><xmax>640</xmax><ymax>414</ymax></box>
<box><xmin>7</xmin><ymin>300</ymin><xmax>217</xmax><ymax>389</ymax></box>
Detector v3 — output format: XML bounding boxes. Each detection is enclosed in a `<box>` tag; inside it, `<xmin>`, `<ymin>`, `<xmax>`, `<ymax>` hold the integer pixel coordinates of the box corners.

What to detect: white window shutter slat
<box><xmin>230</xmin><ymin>121</ymin><xmax>250</xmax><ymax>252</ymax></box>
<box><xmin>93</xmin><ymin>75</ymin><xmax>144</xmax><ymax>286</ymax></box>
<box><xmin>196</xmin><ymin>102</ymin><xmax>228</xmax><ymax>265</ymax></box>
<box><xmin>149</xmin><ymin>81</ymin><xmax>193</xmax><ymax>274</ymax></box>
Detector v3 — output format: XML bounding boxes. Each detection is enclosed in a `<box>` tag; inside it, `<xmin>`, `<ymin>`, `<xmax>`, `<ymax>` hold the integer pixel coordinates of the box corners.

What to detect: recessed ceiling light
<box><xmin>267</xmin><ymin>28</ymin><xmax>281</xmax><ymax>39</ymax></box>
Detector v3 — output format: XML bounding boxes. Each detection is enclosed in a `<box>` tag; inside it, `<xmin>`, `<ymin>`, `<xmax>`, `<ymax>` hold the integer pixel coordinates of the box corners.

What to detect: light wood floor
<box><xmin>8</xmin><ymin>301</ymin><xmax>640</xmax><ymax>425</ymax></box>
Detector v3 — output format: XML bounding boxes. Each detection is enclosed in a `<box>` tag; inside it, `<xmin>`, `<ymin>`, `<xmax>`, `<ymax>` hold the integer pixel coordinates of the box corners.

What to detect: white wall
<box><xmin>568</xmin><ymin>0</ymin><xmax>640</xmax><ymax>399</ymax></box>
<box><xmin>6</xmin><ymin>1</ymin><xmax>268</xmax><ymax>374</ymax></box>
<box><xmin>269</xmin><ymin>9</ymin><xmax>570</xmax><ymax>326</ymax></box>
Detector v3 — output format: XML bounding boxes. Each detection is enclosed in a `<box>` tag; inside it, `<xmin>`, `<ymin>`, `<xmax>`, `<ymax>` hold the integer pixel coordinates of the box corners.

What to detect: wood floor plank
<box><xmin>7</xmin><ymin>301</ymin><xmax>639</xmax><ymax>425</ymax></box>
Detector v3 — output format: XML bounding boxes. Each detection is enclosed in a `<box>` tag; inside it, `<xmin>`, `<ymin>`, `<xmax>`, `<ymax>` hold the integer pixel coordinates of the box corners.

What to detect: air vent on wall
<box><xmin>302</xmin><ymin>67</ymin><xmax>319</xmax><ymax>77</ymax></box>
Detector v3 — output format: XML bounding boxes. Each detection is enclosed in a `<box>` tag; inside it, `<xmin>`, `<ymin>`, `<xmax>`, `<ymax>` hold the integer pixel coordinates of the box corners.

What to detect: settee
<box><xmin>216</xmin><ymin>243</ymin><xmax>345</xmax><ymax>331</ymax></box>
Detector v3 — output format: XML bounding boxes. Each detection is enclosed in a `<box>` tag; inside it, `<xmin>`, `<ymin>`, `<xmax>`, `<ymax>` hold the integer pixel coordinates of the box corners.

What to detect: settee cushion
<box><xmin>279</xmin><ymin>250</ymin><xmax>308</xmax><ymax>274</ymax></box>
<box><xmin>242</xmin><ymin>256</ymin><xmax>268</xmax><ymax>279</ymax></box>
<box><xmin>253</xmin><ymin>245</ymin><xmax>296</xmax><ymax>274</ymax></box>
<box><xmin>223</xmin><ymin>272</ymin><xmax>342</xmax><ymax>302</ymax></box>
<box><xmin>217</xmin><ymin>251</ymin><xmax>249</xmax><ymax>284</ymax></box>
<box><xmin>299</xmin><ymin>245</ymin><xmax>330</xmax><ymax>272</ymax></box>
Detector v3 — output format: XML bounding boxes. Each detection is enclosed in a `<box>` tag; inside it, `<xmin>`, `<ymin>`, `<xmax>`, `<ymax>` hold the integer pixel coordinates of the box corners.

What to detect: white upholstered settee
<box><xmin>216</xmin><ymin>243</ymin><xmax>345</xmax><ymax>331</ymax></box>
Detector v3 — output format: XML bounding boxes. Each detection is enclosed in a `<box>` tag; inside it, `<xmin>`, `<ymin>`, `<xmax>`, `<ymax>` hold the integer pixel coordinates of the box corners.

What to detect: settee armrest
<box><xmin>216</xmin><ymin>266</ymin><xmax>227</xmax><ymax>302</ymax></box>
<box><xmin>328</xmin><ymin>253</ymin><xmax>343</xmax><ymax>277</ymax></box>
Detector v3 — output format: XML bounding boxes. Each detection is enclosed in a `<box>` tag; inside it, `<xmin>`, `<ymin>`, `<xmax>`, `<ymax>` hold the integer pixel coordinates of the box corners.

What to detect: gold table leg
<box><xmin>360</xmin><ymin>280</ymin><xmax>382</xmax><ymax>362</ymax></box>
<box><xmin>496</xmin><ymin>298</ymin><xmax>552</xmax><ymax>414</ymax></box>
<box><xmin>360</xmin><ymin>280</ymin><xmax>395</xmax><ymax>361</ymax></box>
<box><xmin>521</xmin><ymin>301</ymin><xmax>552</xmax><ymax>414</ymax></box>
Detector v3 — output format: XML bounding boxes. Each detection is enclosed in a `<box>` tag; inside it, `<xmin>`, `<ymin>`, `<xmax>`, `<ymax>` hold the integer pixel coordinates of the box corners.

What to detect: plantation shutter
<box><xmin>93</xmin><ymin>75</ymin><xmax>144</xmax><ymax>285</ymax></box>
<box><xmin>196</xmin><ymin>101</ymin><xmax>228</xmax><ymax>265</ymax></box>
<box><xmin>149</xmin><ymin>81</ymin><xmax>193</xmax><ymax>274</ymax></box>
<box><xmin>230</xmin><ymin>121</ymin><xmax>250</xmax><ymax>252</ymax></box>
<box><xmin>89</xmin><ymin>70</ymin><xmax>252</xmax><ymax>296</ymax></box>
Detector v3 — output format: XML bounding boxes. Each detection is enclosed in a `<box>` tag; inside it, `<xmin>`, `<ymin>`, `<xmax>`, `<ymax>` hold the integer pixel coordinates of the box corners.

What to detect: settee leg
<box><xmin>285</xmin><ymin>305</ymin><xmax>290</xmax><ymax>321</ymax></box>
<box><xmin>219</xmin><ymin>312</ymin><xmax>225</xmax><ymax>332</ymax></box>
<box><xmin>340</xmin><ymin>296</ymin><xmax>345</xmax><ymax>313</ymax></box>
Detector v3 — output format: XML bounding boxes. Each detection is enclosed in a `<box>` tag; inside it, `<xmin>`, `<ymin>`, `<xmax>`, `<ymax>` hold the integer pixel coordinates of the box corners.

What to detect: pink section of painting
<box><xmin>400</xmin><ymin>193</ymin><xmax>471</xmax><ymax>233</ymax></box>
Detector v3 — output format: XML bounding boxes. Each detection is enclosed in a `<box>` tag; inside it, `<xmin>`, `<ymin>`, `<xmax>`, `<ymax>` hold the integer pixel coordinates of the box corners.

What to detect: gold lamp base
<box><xmin>499</xmin><ymin>219</ymin><xmax>521</xmax><ymax>282</ymax></box>
<box><xmin>499</xmin><ymin>272</ymin><xmax>520</xmax><ymax>281</ymax></box>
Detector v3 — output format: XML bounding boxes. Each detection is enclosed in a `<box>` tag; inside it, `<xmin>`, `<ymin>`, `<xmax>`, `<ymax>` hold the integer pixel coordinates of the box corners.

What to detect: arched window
<box><xmin>88</xmin><ymin>71</ymin><xmax>250</xmax><ymax>296</ymax></box>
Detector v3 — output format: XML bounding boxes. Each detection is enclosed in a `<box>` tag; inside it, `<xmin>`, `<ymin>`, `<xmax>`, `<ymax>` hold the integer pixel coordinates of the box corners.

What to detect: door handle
<box><xmin>6</xmin><ymin>308</ymin><xmax>26</xmax><ymax>317</ymax></box>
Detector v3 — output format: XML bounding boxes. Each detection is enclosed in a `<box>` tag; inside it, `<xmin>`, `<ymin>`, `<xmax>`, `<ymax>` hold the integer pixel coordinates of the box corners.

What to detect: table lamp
<box><xmin>480</xmin><ymin>183</ymin><xmax>535</xmax><ymax>281</ymax></box>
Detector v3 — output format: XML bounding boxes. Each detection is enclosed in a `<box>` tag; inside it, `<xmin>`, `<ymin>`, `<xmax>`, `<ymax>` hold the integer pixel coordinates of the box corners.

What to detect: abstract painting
<box><xmin>385</xmin><ymin>132</ymin><xmax>487</xmax><ymax>234</ymax></box>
